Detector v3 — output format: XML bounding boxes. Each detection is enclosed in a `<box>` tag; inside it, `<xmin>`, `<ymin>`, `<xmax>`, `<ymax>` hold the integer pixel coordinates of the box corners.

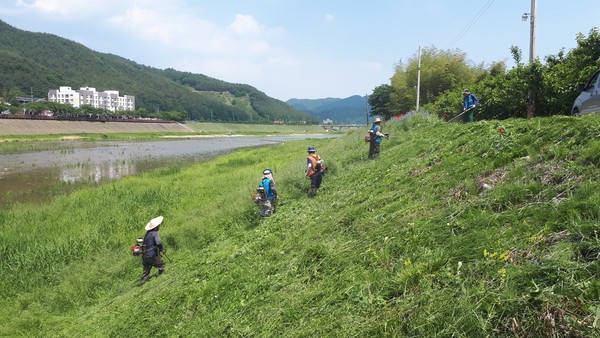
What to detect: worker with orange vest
<box><xmin>305</xmin><ymin>146</ymin><xmax>325</xmax><ymax>197</ymax></box>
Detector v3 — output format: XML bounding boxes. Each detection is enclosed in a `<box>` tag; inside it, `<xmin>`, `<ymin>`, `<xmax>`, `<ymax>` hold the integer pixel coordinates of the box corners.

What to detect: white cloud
<box><xmin>227</xmin><ymin>14</ymin><xmax>261</xmax><ymax>38</ymax></box>
<box><xmin>108</xmin><ymin>6</ymin><xmax>283</xmax><ymax>59</ymax></box>
<box><xmin>109</xmin><ymin>7</ymin><xmax>242</xmax><ymax>55</ymax></box>
<box><xmin>104</xmin><ymin>4</ymin><xmax>297</xmax><ymax>98</ymax></box>
<box><xmin>15</xmin><ymin>0</ymin><xmax>118</xmax><ymax>17</ymax></box>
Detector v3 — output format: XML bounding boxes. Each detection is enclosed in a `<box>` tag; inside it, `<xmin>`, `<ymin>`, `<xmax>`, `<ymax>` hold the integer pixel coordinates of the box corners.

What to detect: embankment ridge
<box><xmin>0</xmin><ymin>119</ymin><xmax>191</xmax><ymax>135</ymax></box>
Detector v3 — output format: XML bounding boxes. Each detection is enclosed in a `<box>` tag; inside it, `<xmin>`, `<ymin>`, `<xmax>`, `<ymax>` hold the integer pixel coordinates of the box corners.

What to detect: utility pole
<box><xmin>528</xmin><ymin>0</ymin><xmax>536</xmax><ymax>64</ymax></box>
<box><xmin>524</xmin><ymin>0</ymin><xmax>537</xmax><ymax>118</ymax></box>
<box><xmin>416</xmin><ymin>46</ymin><xmax>421</xmax><ymax>112</ymax></box>
<box><xmin>365</xmin><ymin>93</ymin><xmax>369</xmax><ymax>126</ymax></box>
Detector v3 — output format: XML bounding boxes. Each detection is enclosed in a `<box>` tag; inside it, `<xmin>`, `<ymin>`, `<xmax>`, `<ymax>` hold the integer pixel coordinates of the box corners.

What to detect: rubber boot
<box><xmin>139</xmin><ymin>275</ymin><xmax>148</xmax><ymax>286</ymax></box>
<box><xmin>309</xmin><ymin>187</ymin><xmax>317</xmax><ymax>198</ymax></box>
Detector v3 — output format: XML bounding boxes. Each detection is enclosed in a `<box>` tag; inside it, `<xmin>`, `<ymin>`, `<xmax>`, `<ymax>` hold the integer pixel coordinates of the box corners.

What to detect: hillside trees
<box><xmin>540</xmin><ymin>27</ymin><xmax>600</xmax><ymax>115</ymax></box>
<box><xmin>477</xmin><ymin>27</ymin><xmax>600</xmax><ymax>119</ymax></box>
<box><xmin>371</xmin><ymin>27</ymin><xmax>600</xmax><ymax>121</ymax></box>
<box><xmin>0</xmin><ymin>20</ymin><xmax>313</xmax><ymax>124</ymax></box>
<box><xmin>161</xmin><ymin>69</ymin><xmax>318</xmax><ymax>124</ymax></box>
<box><xmin>15</xmin><ymin>101</ymin><xmax>189</xmax><ymax>121</ymax></box>
<box><xmin>389</xmin><ymin>47</ymin><xmax>483</xmax><ymax>115</ymax></box>
<box><xmin>368</xmin><ymin>84</ymin><xmax>394</xmax><ymax>120</ymax></box>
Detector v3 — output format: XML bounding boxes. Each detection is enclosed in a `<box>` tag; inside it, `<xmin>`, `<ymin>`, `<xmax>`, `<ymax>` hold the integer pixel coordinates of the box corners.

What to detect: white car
<box><xmin>572</xmin><ymin>69</ymin><xmax>600</xmax><ymax>116</ymax></box>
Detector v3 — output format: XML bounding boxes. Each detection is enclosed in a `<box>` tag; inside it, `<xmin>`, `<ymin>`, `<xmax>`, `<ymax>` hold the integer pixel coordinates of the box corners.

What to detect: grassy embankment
<box><xmin>1</xmin><ymin>114</ymin><xmax>600</xmax><ymax>337</ymax></box>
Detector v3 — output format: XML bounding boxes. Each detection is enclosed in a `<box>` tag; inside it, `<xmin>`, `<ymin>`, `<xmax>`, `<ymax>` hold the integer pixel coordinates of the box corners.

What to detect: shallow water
<box><xmin>0</xmin><ymin>135</ymin><xmax>335</xmax><ymax>208</ymax></box>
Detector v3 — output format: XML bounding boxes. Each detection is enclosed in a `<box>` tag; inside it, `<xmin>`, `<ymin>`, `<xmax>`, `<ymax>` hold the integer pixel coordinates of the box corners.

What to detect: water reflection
<box><xmin>0</xmin><ymin>134</ymin><xmax>337</xmax><ymax>208</ymax></box>
<box><xmin>60</xmin><ymin>161</ymin><xmax>136</xmax><ymax>183</ymax></box>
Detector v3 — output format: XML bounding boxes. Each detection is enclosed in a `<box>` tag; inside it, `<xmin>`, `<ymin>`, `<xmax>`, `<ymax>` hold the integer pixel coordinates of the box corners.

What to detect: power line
<box><xmin>447</xmin><ymin>0</ymin><xmax>496</xmax><ymax>49</ymax></box>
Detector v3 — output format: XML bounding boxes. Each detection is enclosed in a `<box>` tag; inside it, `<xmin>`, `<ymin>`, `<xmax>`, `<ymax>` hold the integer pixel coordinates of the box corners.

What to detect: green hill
<box><xmin>288</xmin><ymin>95</ymin><xmax>370</xmax><ymax>124</ymax></box>
<box><xmin>2</xmin><ymin>115</ymin><xmax>600</xmax><ymax>336</ymax></box>
<box><xmin>0</xmin><ymin>20</ymin><xmax>315</xmax><ymax>123</ymax></box>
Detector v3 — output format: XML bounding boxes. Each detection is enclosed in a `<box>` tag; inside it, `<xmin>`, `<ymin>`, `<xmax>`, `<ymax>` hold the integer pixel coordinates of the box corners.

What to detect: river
<box><xmin>0</xmin><ymin>134</ymin><xmax>336</xmax><ymax>208</ymax></box>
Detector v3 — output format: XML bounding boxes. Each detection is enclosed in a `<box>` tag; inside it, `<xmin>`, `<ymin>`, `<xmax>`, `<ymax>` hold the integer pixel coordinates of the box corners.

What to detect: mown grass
<box><xmin>1</xmin><ymin>115</ymin><xmax>600</xmax><ymax>337</ymax></box>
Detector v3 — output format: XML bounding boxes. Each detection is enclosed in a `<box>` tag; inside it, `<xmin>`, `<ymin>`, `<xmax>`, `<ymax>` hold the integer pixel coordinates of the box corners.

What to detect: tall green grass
<box><xmin>2</xmin><ymin>115</ymin><xmax>600</xmax><ymax>337</ymax></box>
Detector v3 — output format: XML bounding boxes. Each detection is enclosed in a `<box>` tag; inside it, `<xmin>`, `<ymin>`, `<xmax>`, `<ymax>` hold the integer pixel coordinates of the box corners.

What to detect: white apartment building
<box><xmin>48</xmin><ymin>86</ymin><xmax>80</xmax><ymax>107</ymax></box>
<box><xmin>48</xmin><ymin>86</ymin><xmax>135</xmax><ymax>112</ymax></box>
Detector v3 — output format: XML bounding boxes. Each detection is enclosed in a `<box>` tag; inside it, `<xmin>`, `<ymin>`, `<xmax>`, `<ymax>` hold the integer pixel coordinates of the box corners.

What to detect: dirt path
<box><xmin>0</xmin><ymin>119</ymin><xmax>192</xmax><ymax>135</ymax></box>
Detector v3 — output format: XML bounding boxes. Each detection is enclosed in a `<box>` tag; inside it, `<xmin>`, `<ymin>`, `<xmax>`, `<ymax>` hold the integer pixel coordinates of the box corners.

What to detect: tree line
<box><xmin>0</xmin><ymin>100</ymin><xmax>187</xmax><ymax>122</ymax></box>
<box><xmin>369</xmin><ymin>28</ymin><xmax>600</xmax><ymax>121</ymax></box>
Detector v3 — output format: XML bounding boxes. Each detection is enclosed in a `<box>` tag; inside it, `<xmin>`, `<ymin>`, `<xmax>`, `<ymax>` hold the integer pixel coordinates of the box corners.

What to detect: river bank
<box><xmin>0</xmin><ymin>119</ymin><xmax>333</xmax><ymax>137</ymax></box>
<box><xmin>0</xmin><ymin>118</ymin><xmax>192</xmax><ymax>135</ymax></box>
<box><xmin>0</xmin><ymin>134</ymin><xmax>338</xmax><ymax>208</ymax></box>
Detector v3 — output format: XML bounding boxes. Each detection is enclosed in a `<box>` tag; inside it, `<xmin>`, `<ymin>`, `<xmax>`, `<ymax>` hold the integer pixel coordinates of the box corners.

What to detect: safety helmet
<box><xmin>307</xmin><ymin>146</ymin><xmax>316</xmax><ymax>153</ymax></box>
<box><xmin>263</xmin><ymin>169</ymin><xmax>272</xmax><ymax>175</ymax></box>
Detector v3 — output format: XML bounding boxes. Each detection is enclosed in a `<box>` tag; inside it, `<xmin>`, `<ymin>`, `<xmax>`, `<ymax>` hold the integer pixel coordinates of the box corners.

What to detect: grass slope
<box><xmin>2</xmin><ymin>115</ymin><xmax>600</xmax><ymax>337</ymax></box>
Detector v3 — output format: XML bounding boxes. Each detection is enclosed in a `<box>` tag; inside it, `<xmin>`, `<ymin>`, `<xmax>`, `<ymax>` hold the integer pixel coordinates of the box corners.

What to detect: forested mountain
<box><xmin>287</xmin><ymin>95</ymin><xmax>370</xmax><ymax>124</ymax></box>
<box><xmin>0</xmin><ymin>20</ymin><xmax>316</xmax><ymax>123</ymax></box>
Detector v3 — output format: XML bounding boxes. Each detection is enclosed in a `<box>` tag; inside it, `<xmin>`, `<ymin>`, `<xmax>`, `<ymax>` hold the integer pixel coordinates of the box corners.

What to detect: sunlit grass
<box><xmin>2</xmin><ymin>114</ymin><xmax>600</xmax><ymax>336</ymax></box>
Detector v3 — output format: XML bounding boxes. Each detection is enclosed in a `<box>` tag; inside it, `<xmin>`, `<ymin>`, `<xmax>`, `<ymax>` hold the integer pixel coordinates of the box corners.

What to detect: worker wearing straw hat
<box><xmin>139</xmin><ymin>215</ymin><xmax>165</xmax><ymax>285</ymax></box>
<box><xmin>368</xmin><ymin>117</ymin><xmax>385</xmax><ymax>159</ymax></box>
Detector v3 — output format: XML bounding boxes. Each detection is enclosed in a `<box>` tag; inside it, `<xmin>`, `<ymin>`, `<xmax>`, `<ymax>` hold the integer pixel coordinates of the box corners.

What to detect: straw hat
<box><xmin>373</xmin><ymin>117</ymin><xmax>382</xmax><ymax>123</ymax></box>
<box><xmin>145</xmin><ymin>215</ymin><xmax>164</xmax><ymax>231</ymax></box>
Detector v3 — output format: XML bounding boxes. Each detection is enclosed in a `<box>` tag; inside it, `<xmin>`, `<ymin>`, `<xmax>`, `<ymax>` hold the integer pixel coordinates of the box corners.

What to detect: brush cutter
<box><xmin>365</xmin><ymin>131</ymin><xmax>389</xmax><ymax>142</ymax></box>
<box><xmin>448</xmin><ymin>106</ymin><xmax>476</xmax><ymax>123</ymax></box>
<box><xmin>161</xmin><ymin>250</ymin><xmax>173</xmax><ymax>263</ymax></box>
<box><xmin>131</xmin><ymin>238</ymin><xmax>144</xmax><ymax>256</ymax></box>
<box><xmin>131</xmin><ymin>237</ymin><xmax>171</xmax><ymax>262</ymax></box>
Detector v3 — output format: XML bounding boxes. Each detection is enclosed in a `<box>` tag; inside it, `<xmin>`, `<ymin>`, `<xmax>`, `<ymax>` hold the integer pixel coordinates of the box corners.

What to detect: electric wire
<box><xmin>446</xmin><ymin>0</ymin><xmax>496</xmax><ymax>49</ymax></box>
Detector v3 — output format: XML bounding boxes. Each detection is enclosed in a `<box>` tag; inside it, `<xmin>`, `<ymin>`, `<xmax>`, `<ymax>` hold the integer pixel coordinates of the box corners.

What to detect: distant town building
<box><xmin>48</xmin><ymin>86</ymin><xmax>135</xmax><ymax>112</ymax></box>
<box><xmin>274</xmin><ymin>119</ymin><xmax>285</xmax><ymax>124</ymax></box>
<box><xmin>323</xmin><ymin>118</ymin><xmax>334</xmax><ymax>125</ymax></box>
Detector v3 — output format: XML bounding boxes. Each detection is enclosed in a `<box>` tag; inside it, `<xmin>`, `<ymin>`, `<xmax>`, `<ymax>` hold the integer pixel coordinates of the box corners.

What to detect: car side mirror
<box><xmin>577</xmin><ymin>83</ymin><xmax>585</xmax><ymax>92</ymax></box>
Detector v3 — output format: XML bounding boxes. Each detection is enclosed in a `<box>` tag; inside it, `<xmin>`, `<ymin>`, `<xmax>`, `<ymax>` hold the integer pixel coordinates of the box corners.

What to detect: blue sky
<box><xmin>1</xmin><ymin>1</ymin><xmax>598</xmax><ymax>101</ymax></box>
